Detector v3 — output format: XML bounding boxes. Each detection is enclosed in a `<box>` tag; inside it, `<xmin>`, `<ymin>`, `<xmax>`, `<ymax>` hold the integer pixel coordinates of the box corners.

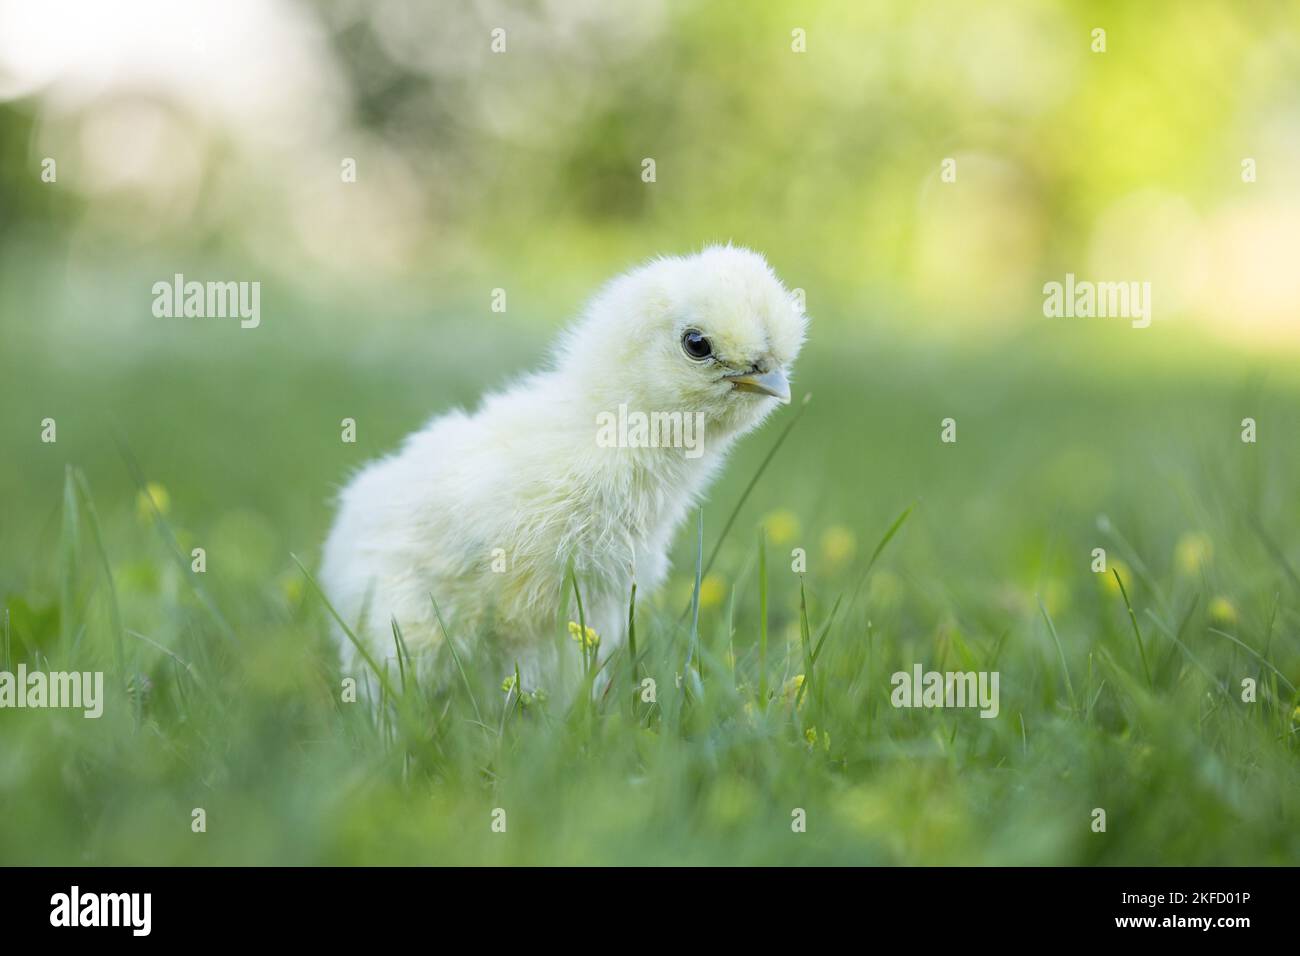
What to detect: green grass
<box><xmin>1</xmin><ymin>313</ymin><xmax>1298</xmax><ymax>865</ymax></box>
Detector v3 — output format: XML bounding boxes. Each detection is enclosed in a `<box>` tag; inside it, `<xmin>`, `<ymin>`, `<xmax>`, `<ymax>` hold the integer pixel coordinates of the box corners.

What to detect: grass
<box><xmin>1</xmin><ymin>308</ymin><xmax>1299</xmax><ymax>865</ymax></box>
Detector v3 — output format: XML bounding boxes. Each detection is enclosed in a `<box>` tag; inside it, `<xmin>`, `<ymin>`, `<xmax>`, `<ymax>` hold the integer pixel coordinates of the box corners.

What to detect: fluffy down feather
<box><xmin>320</xmin><ymin>245</ymin><xmax>807</xmax><ymax>687</ymax></box>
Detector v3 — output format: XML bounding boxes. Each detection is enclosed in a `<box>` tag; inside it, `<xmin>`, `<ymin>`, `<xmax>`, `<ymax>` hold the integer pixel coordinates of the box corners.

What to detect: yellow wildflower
<box><xmin>135</xmin><ymin>482</ymin><xmax>170</xmax><ymax>524</ymax></box>
<box><xmin>522</xmin><ymin>688</ymin><xmax>547</xmax><ymax>708</ymax></box>
<box><xmin>567</xmin><ymin>621</ymin><xmax>600</xmax><ymax>648</ymax></box>
<box><xmin>1175</xmin><ymin>532</ymin><xmax>1213</xmax><ymax>575</ymax></box>
<box><xmin>698</xmin><ymin>573</ymin><xmax>726</xmax><ymax>610</ymax></box>
<box><xmin>761</xmin><ymin>510</ymin><xmax>800</xmax><ymax>546</ymax></box>
<box><xmin>803</xmin><ymin>726</ymin><xmax>831</xmax><ymax>751</ymax></box>
<box><xmin>1208</xmin><ymin>597</ymin><xmax>1237</xmax><ymax>629</ymax></box>
<box><xmin>781</xmin><ymin>674</ymin><xmax>806</xmax><ymax>708</ymax></box>
<box><xmin>821</xmin><ymin>526</ymin><xmax>856</xmax><ymax>567</ymax></box>
<box><xmin>1100</xmin><ymin>559</ymin><xmax>1133</xmax><ymax>596</ymax></box>
<box><xmin>278</xmin><ymin>571</ymin><xmax>304</xmax><ymax>605</ymax></box>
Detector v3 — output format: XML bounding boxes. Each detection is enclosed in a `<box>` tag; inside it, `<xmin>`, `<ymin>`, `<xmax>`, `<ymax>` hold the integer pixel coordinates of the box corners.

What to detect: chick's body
<box><xmin>320</xmin><ymin>246</ymin><xmax>806</xmax><ymax>684</ymax></box>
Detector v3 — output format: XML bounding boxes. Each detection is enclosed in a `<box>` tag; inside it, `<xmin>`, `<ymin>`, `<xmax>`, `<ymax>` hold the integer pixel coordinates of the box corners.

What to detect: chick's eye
<box><xmin>681</xmin><ymin>329</ymin><xmax>713</xmax><ymax>360</ymax></box>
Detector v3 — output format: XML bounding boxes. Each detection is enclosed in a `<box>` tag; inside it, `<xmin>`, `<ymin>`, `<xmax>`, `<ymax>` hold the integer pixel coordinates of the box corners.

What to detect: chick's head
<box><xmin>565</xmin><ymin>245</ymin><xmax>807</xmax><ymax>436</ymax></box>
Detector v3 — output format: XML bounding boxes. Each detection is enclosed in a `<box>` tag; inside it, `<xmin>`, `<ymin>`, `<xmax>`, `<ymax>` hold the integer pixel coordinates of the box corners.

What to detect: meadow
<box><xmin>2</xmin><ymin>286</ymin><xmax>1297</xmax><ymax>866</ymax></box>
<box><xmin>1</xmin><ymin>0</ymin><xmax>1298</xmax><ymax>867</ymax></box>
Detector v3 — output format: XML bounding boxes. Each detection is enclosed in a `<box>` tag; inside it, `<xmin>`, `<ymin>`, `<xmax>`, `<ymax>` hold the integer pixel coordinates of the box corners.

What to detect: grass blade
<box><xmin>1038</xmin><ymin>597</ymin><xmax>1077</xmax><ymax>713</ymax></box>
<box><xmin>847</xmin><ymin>503</ymin><xmax>914</xmax><ymax>613</ymax></box>
<box><xmin>680</xmin><ymin>393</ymin><xmax>811</xmax><ymax>622</ymax></box>
<box><xmin>1111</xmin><ymin>568</ymin><xmax>1152</xmax><ymax>688</ymax></box>
<box><xmin>685</xmin><ymin>509</ymin><xmax>703</xmax><ymax>676</ymax></box>
<box><xmin>569</xmin><ymin>563</ymin><xmax>592</xmax><ymax>676</ymax></box>
<box><xmin>810</xmin><ymin>594</ymin><xmax>843</xmax><ymax>665</ymax></box>
<box><xmin>795</xmin><ymin>577</ymin><xmax>816</xmax><ymax>707</ymax></box>
<box><xmin>429</xmin><ymin>591</ymin><xmax>485</xmax><ymax>726</ymax></box>
<box><xmin>112</xmin><ymin>430</ymin><xmax>238</xmax><ymax>644</ymax></box>
<box><xmin>758</xmin><ymin>527</ymin><xmax>768</xmax><ymax>703</ymax></box>
<box><xmin>72</xmin><ymin>469</ymin><xmax>128</xmax><ymax>696</ymax></box>
<box><xmin>58</xmin><ymin>466</ymin><xmax>79</xmax><ymax>655</ymax></box>
<box><xmin>1208</xmin><ymin>627</ymin><xmax>1297</xmax><ymax>694</ymax></box>
<box><xmin>291</xmin><ymin>553</ymin><xmax>400</xmax><ymax>703</ymax></box>
<box><xmin>391</xmin><ymin>616</ymin><xmax>409</xmax><ymax>694</ymax></box>
<box><xmin>626</xmin><ymin>580</ymin><xmax>638</xmax><ymax>696</ymax></box>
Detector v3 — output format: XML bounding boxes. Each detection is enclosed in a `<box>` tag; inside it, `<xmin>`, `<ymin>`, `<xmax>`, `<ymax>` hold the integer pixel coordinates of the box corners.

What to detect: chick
<box><xmin>320</xmin><ymin>245</ymin><xmax>806</xmax><ymax>686</ymax></box>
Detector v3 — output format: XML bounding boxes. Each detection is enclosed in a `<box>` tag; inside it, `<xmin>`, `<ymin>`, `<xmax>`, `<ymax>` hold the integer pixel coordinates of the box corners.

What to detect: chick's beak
<box><xmin>723</xmin><ymin>368</ymin><xmax>791</xmax><ymax>404</ymax></box>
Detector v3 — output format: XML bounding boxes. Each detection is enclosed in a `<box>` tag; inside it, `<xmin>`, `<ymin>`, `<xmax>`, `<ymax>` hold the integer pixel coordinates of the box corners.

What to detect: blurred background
<box><xmin>3</xmin><ymin>0</ymin><xmax>1300</xmax><ymax>337</ymax></box>
<box><xmin>3</xmin><ymin>0</ymin><xmax>1298</xmax><ymax>551</ymax></box>
<box><xmin>0</xmin><ymin>0</ymin><xmax>1298</xmax><ymax>865</ymax></box>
